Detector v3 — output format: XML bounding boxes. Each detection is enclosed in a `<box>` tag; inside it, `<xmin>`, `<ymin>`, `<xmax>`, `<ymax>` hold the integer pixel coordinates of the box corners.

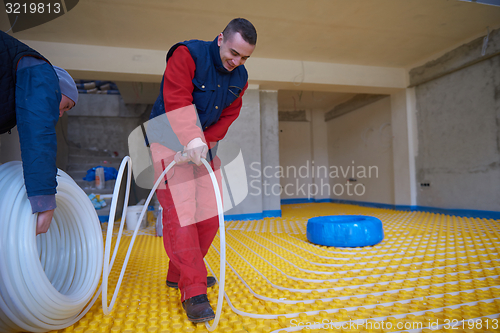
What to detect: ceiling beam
<box><xmin>24</xmin><ymin>39</ymin><xmax>407</xmax><ymax>93</ymax></box>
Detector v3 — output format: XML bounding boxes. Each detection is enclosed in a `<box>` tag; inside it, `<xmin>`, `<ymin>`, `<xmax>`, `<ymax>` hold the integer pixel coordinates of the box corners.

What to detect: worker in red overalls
<box><xmin>148</xmin><ymin>18</ymin><xmax>257</xmax><ymax>323</ymax></box>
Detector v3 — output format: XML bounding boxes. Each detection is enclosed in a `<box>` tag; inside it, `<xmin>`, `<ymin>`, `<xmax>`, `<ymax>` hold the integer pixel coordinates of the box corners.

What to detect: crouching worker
<box><xmin>0</xmin><ymin>31</ymin><xmax>78</xmax><ymax>235</ymax></box>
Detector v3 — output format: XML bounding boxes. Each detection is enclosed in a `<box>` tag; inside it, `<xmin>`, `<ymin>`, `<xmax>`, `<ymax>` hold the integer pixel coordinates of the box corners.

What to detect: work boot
<box><xmin>182</xmin><ymin>294</ymin><xmax>215</xmax><ymax>323</ymax></box>
<box><xmin>166</xmin><ymin>276</ymin><xmax>217</xmax><ymax>289</ymax></box>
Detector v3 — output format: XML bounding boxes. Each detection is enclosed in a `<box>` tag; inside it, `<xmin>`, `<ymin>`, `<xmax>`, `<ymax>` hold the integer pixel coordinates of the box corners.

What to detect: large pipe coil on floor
<box><xmin>0</xmin><ymin>161</ymin><xmax>103</xmax><ymax>332</ymax></box>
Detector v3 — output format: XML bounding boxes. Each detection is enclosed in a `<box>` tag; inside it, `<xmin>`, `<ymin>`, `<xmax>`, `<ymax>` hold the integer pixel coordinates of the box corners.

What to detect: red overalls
<box><xmin>152</xmin><ymin>143</ymin><xmax>221</xmax><ymax>302</ymax></box>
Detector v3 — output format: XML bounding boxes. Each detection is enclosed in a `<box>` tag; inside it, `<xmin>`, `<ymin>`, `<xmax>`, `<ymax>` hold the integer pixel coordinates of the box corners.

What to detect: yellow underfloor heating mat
<box><xmin>49</xmin><ymin>203</ymin><xmax>500</xmax><ymax>333</ymax></box>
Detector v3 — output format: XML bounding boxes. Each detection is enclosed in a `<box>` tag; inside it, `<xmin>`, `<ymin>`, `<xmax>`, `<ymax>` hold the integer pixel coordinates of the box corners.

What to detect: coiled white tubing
<box><xmin>0</xmin><ymin>157</ymin><xmax>225</xmax><ymax>332</ymax></box>
<box><xmin>0</xmin><ymin>161</ymin><xmax>103</xmax><ymax>332</ymax></box>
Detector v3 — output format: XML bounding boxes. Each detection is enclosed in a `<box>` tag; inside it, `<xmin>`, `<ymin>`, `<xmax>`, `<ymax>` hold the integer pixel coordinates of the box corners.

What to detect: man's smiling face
<box><xmin>218</xmin><ymin>32</ymin><xmax>255</xmax><ymax>72</ymax></box>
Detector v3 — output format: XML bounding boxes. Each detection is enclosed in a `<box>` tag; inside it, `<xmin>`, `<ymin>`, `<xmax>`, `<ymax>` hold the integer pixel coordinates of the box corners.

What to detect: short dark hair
<box><xmin>222</xmin><ymin>18</ymin><xmax>257</xmax><ymax>45</ymax></box>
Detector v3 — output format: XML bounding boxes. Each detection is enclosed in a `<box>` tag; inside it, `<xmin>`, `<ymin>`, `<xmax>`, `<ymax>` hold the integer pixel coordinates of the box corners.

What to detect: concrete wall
<box><xmin>68</xmin><ymin>94</ymin><xmax>149</xmax><ymax>156</ymax></box>
<box><xmin>326</xmin><ymin>97</ymin><xmax>394</xmax><ymax>204</ymax></box>
<box><xmin>0</xmin><ymin>114</ymin><xmax>69</xmax><ymax>170</ymax></box>
<box><xmin>67</xmin><ymin>94</ymin><xmax>151</xmax><ymax>204</ymax></box>
<box><xmin>410</xmin><ymin>28</ymin><xmax>500</xmax><ymax>212</ymax></box>
<box><xmin>279</xmin><ymin>118</ymin><xmax>313</xmax><ymax>200</ymax></box>
<box><xmin>68</xmin><ymin>89</ymin><xmax>281</xmax><ymax>219</ymax></box>
<box><xmin>278</xmin><ymin>108</ymin><xmax>330</xmax><ymax>202</ymax></box>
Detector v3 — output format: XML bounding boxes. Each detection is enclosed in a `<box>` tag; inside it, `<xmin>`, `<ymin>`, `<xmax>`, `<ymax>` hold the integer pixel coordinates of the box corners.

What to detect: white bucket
<box><xmin>125</xmin><ymin>205</ymin><xmax>147</xmax><ymax>230</ymax></box>
<box><xmin>95</xmin><ymin>167</ymin><xmax>105</xmax><ymax>190</ymax></box>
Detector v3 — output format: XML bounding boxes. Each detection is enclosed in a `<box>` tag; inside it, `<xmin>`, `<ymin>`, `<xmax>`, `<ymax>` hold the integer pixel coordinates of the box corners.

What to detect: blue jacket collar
<box><xmin>210</xmin><ymin>36</ymin><xmax>231</xmax><ymax>74</ymax></box>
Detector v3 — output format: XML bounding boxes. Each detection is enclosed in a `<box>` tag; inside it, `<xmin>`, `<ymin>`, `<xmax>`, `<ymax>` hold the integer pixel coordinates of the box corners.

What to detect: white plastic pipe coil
<box><xmin>0</xmin><ymin>157</ymin><xmax>225</xmax><ymax>332</ymax></box>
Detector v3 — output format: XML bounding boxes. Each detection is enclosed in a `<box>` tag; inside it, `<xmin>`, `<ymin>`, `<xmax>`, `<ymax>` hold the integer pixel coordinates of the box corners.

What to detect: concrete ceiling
<box><xmin>2</xmin><ymin>0</ymin><xmax>499</xmax><ymax>69</ymax></box>
<box><xmin>2</xmin><ymin>0</ymin><xmax>498</xmax><ymax>110</ymax></box>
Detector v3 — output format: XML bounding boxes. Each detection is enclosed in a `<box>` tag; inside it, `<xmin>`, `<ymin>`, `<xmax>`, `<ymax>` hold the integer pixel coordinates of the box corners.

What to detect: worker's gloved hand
<box><xmin>175</xmin><ymin>137</ymin><xmax>208</xmax><ymax>166</ymax></box>
<box><xmin>36</xmin><ymin>209</ymin><xmax>54</xmax><ymax>235</ymax></box>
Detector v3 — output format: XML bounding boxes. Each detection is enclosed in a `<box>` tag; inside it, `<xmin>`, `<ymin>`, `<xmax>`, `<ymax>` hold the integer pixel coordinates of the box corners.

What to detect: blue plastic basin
<box><xmin>306</xmin><ymin>215</ymin><xmax>384</xmax><ymax>247</ymax></box>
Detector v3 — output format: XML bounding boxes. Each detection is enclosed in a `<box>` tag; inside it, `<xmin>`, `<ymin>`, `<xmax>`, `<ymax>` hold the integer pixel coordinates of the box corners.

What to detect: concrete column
<box><xmin>390</xmin><ymin>88</ymin><xmax>417</xmax><ymax>207</ymax></box>
<box><xmin>311</xmin><ymin>109</ymin><xmax>330</xmax><ymax>201</ymax></box>
<box><xmin>219</xmin><ymin>86</ymin><xmax>263</xmax><ymax>217</ymax></box>
<box><xmin>0</xmin><ymin>127</ymin><xmax>21</xmax><ymax>163</ymax></box>
<box><xmin>259</xmin><ymin>90</ymin><xmax>281</xmax><ymax>216</ymax></box>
